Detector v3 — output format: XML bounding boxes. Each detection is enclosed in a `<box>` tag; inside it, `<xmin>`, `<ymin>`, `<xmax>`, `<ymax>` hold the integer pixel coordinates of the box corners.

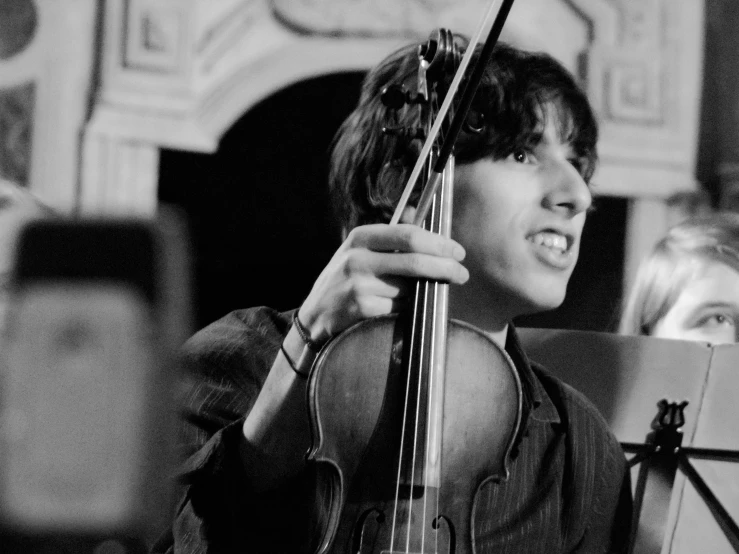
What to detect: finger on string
<box><xmin>349</xmin><ymin>224</ymin><xmax>465</xmax><ymax>260</ymax></box>
<box><xmin>356</xmin><ymin>296</ymin><xmax>409</xmax><ymax>319</ymax></box>
<box><xmin>364</xmin><ymin>250</ymin><xmax>469</xmax><ymax>284</ymax></box>
<box><xmin>368</xmin><ymin>275</ymin><xmax>412</xmax><ymax>300</ymax></box>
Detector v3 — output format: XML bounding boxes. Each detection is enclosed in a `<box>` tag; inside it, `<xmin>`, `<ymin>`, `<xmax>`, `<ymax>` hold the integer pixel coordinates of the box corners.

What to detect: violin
<box><xmin>307</xmin><ymin>3</ymin><xmax>522</xmax><ymax>553</ymax></box>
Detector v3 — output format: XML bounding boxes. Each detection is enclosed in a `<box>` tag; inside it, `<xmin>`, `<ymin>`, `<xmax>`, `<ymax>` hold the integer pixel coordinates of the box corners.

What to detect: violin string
<box><xmin>427</xmin><ymin>158</ymin><xmax>453</xmax><ymax>553</ymax></box>
<box><xmin>417</xmin><ymin>191</ymin><xmax>440</xmax><ymax>554</ymax></box>
<box><xmin>396</xmin><ymin>100</ymin><xmax>436</xmax><ymax>553</ymax></box>
<box><xmin>406</xmin><ymin>255</ymin><xmax>431</xmax><ymax>552</ymax></box>
<box><xmin>396</xmin><ymin>173</ymin><xmax>438</xmax><ymax>553</ymax></box>
<box><xmin>430</xmin><ymin>287</ymin><xmax>440</xmax><ymax>554</ymax></box>
<box><xmin>391</xmin><ymin>78</ymin><xmax>434</xmax><ymax>554</ymax></box>
<box><xmin>389</xmin><ymin>0</ymin><xmax>503</xmax><ymax>226</ymax></box>
<box><xmin>390</xmin><ymin>276</ymin><xmax>422</xmax><ymax>553</ymax></box>
<box><xmin>425</xmin><ymin>257</ymin><xmax>438</xmax><ymax>554</ymax></box>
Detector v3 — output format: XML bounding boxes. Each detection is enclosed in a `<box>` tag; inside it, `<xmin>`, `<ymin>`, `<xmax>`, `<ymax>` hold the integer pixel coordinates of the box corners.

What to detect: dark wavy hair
<box><xmin>329</xmin><ymin>35</ymin><xmax>598</xmax><ymax>234</ymax></box>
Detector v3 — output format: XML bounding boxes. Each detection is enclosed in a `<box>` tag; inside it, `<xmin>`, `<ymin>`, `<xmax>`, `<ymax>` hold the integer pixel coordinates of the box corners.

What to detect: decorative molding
<box><xmin>585</xmin><ymin>0</ymin><xmax>704</xmax><ymax>174</ymax></box>
<box><xmin>604</xmin><ymin>57</ymin><xmax>663</xmax><ymax>125</ymax></box>
<box><xmin>196</xmin><ymin>1</ymin><xmax>262</xmax><ymax>75</ymax></box>
<box><xmin>82</xmin><ymin>0</ymin><xmax>706</xmax><ymax>272</ymax></box>
<box><xmin>618</xmin><ymin>0</ymin><xmax>661</xmax><ymax>48</ymax></box>
<box><xmin>602</xmin><ymin>0</ymin><xmax>665</xmax><ymax>125</ymax></box>
<box><xmin>0</xmin><ymin>82</ymin><xmax>35</xmax><ymax>187</ymax></box>
<box><xmin>0</xmin><ymin>1</ymin><xmax>97</xmax><ymax>212</ymax></box>
<box><xmin>81</xmin><ymin>133</ymin><xmax>159</xmax><ymax>215</ymax></box>
<box><xmin>194</xmin><ymin>37</ymin><xmax>403</xmax><ymax>145</ymax></box>
<box><xmin>124</xmin><ymin>1</ymin><xmax>186</xmax><ymax>74</ymax></box>
<box><xmin>270</xmin><ymin>0</ymin><xmax>591</xmax><ymax>56</ymax></box>
<box><xmin>271</xmin><ymin>0</ymin><xmax>448</xmax><ymax>37</ymax></box>
<box><xmin>0</xmin><ymin>0</ymin><xmax>38</xmax><ymax>60</ymax></box>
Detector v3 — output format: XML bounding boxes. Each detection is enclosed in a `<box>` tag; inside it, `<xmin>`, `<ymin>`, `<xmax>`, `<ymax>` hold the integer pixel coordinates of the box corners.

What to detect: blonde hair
<box><xmin>619</xmin><ymin>212</ymin><xmax>739</xmax><ymax>336</ymax></box>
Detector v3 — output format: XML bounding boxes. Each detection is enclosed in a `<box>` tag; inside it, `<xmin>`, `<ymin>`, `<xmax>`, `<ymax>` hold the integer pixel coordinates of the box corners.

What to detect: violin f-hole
<box><xmin>352</xmin><ymin>507</ymin><xmax>386</xmax><ymax>553</ymax></box>
<box><xmin>433</xmin><ymin>514</ymin><xmax>456</xmax><ymax>554</ymax></box>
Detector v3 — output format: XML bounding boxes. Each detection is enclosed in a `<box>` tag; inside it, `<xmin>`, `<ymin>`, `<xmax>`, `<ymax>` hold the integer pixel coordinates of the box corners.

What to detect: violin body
<box><xmin>307</xmin><ymin>315</ymin><xmax>522</xmax><ymax>554</ymax></box>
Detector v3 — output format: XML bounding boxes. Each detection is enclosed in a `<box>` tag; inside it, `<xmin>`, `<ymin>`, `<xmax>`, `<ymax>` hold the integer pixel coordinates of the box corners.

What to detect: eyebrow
<box><xmin>688</xmin><ymin>301</ymin><xmax>739</xmax><ymax>319</ymax></box>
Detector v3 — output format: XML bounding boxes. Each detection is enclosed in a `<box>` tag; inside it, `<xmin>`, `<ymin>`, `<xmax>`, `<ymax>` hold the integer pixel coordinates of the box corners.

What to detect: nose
<box><xmin>542</xmin><ymin>160</ymin><xmax>592</xmax><ymax>216</ymax></box>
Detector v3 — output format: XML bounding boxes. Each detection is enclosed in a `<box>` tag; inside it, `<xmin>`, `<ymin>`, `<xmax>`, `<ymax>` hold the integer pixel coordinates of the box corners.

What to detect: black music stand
<box><xmin>517</xmin><ymin>328</ymin><xmax>739</xmax><ymax>553</ymax></box>
<box><xmin>622</xmin><ymin>399</ymin><xmax>739</xmax><ymax>553</ymax></box>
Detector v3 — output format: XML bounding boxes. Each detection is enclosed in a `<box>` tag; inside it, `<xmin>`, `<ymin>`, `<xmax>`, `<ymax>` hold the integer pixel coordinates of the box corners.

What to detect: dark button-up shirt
<box><xmin>153</xmin><ymin>307</ymin><xmax>632</xmax><ymax>553</ymax></box>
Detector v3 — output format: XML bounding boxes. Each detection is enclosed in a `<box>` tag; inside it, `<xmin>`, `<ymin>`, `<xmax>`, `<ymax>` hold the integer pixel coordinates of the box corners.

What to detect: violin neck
<box><xmin>401</xmin><ymin>156</ymin><xmax>454</xmax><ymax>486</ymax></box>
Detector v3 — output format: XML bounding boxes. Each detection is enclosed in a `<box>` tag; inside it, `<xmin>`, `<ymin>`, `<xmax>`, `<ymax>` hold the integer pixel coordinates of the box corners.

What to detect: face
<box><xmin>651</xmin><ymin>260</ymin><xmax>739</xmax><ymax>345</ymax></box>
<box><xmin>450</xmin><ymin>112</ymin><xmax>592</xmax><ymax>323</ymax></box>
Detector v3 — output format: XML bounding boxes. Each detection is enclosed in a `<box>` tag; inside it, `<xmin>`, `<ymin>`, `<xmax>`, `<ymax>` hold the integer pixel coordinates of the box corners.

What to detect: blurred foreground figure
<box><xmin>1</xmin><ymin>206</ymin><xmax>190</xmax><ymax>553</ymax></box>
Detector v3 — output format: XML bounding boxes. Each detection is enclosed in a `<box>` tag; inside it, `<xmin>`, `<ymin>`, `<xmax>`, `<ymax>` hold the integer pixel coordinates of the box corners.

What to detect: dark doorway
<box><xmin>159</xmin><ymin>71</ymin><xmax>627</xmax><ymax>333</ymax></box>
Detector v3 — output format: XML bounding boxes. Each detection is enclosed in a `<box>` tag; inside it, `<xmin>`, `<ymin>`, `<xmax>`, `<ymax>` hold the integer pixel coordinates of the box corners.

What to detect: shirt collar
<box><xmin>505</xmin><ymin>325</ymin><xmax>561</xmax><ymax>425</ymax></box>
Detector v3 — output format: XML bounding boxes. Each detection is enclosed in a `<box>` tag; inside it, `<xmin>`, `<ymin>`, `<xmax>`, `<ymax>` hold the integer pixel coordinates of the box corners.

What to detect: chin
<box><xmin>514</xmin><ymin>283</ymin><xmax>568</xmax><ymax>316</ymax></box>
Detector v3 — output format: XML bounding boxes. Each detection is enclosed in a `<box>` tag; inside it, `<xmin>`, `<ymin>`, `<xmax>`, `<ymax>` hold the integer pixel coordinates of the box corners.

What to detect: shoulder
<box><xmin>183</xmin><ymin>306</ymin><xmax>293</xmax><ymax>378</ymax></box>
<box><xmin>531</xmin><ymin>361</ymin><xmax>609</xmax><ymax>428</ymax></box>
<box><xmin>530</xmin><ymin>361</ymin><xmax>624</xmax><ymax>467</ymax></box>
<box><xmin>531</xmin><ymin>361</ymin><xmax>631</xmax><ymax>537</ymax></box>
<box><xmin>185</xmin><ymin>306</ymin><xmax>292</xmax><ymax>353</ymax></box>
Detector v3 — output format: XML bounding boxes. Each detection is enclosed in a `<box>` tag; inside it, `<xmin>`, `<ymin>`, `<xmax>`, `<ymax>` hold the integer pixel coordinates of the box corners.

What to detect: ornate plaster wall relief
<box><xmin>83</xmin><ymin>0</ymin><xmax>705</xmax><ymax>314</ymax></box>
<box><xmin>0</xmin><ymin>83</ymin><xmax>35</xmax><ymax>187</ymax></box>
<box><xmin>0</xmin><ymin>0</ymin><xmax>37</xmax><ymax>60</ymax></box>
<box><xmin>0</xmin><ymin>0</ymin><xmax>97</xmax><ymax>212</ymax></box>
<box><xmin>0</xmin><ymin>0</ymin><xmax>38</xmax><ymax>187</ymax></box>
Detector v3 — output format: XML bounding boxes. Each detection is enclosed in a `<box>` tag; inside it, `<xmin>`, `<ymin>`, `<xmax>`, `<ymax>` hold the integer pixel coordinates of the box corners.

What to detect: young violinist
<box><xmin>154</xmin><ymin>36</ymin><xmax>632</xmax><ymax>553</ymax></box>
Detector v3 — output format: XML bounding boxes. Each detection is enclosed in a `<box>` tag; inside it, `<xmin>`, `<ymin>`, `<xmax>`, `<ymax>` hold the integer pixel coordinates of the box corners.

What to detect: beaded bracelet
<box><xmin>293</xmin><ymin>310</ymin><xmax>325</xmax><ymax>352</ymax></box>
<box><xmin>280</xmin><ymin>343</ymin><xmax>310</xmax><ymax>379</ymax></box>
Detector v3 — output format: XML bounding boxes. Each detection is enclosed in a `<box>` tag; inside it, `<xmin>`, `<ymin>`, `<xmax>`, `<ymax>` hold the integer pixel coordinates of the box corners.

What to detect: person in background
<box><xmin>154</xmin><ymin>36</ymin><xmax>632</xmax><ymax>553</ymax></box>
<box><xmin>619</xmin><ymin>211</ymin><xmax>739</xmax><ymax>551</ymax></box>
<box><xmin>619</xmin><ymin>211</ymin><xmax>739</xmax><ymax>345</ymax></box>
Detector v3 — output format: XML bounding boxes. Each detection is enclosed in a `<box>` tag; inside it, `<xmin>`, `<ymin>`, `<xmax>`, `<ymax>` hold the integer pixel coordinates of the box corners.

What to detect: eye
<box><xmin>696</xmin><ymin>312</ymin><xmax>736</xmax><ymax>329</ymax></box>
<box><xmin>508</xmin><ymin>149</ymin><xmax>532</xmax><ymax>164</ymax></box>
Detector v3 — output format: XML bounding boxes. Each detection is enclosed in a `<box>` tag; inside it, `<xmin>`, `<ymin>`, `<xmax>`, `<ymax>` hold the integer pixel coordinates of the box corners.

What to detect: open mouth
<box><xmin>525</xmin><ymin>229</ymin><xmax>577</xmax><ymax>271</ymax></box>
<box><xmin>527</xmin><ymin>230</ymin><xmax>572</xmax><ymax>254</ymax></box>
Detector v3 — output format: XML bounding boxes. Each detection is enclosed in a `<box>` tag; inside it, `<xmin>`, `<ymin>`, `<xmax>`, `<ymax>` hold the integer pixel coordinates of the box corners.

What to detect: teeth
<box><xmin>530</xmin><ymin>232</ymin><xmax>568</xmax><ymax>252</ymax></box>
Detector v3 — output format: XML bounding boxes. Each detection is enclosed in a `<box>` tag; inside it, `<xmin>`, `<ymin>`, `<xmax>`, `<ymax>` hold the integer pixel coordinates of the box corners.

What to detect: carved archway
<box><xmin>82</xmin><ymin>0</ymin><xmax>704</xmax><ymax>294</ymax></box>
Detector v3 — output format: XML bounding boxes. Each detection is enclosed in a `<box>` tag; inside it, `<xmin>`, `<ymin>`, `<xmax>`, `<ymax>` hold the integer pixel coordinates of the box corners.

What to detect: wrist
<box><xmin>282</xmin><ymin>325</ymin><xmax>320</xmax><ymax>379</ymax></box>
<box><xmin>293</xmin><ymin>309</ymin><xmax>329</xmax><ymax>351</ymax></box>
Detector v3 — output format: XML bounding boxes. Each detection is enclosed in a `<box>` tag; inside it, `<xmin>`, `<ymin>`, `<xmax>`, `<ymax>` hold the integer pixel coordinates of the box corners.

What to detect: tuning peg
<box><xmin>381</xmin><ymin>84</ymin><xmax>427</xmax><ymax>109</ymax></box>
<box><xmin>381</xmin><ymin>84</ymin><xmax>409</xmax><ymax>110</ymax></box>
<box><xmin>381</xmin><ymin>126</ymin><xmax>427</xmax><ymax>141</ymax></box>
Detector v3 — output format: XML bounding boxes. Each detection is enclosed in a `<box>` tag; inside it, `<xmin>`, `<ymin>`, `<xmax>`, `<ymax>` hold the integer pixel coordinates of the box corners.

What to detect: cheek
<box><xmin>451</xmin><ymin>196</ymin><xmax>504</xmax><ymax>260</ymax></box>
<box><xmin>452</xmin><ymin>180</ymin><xmax>516</xmax><ymax>236</ymax></box>
<box><xmin>452</xmin><ymin>188</ymin><xmax>484</xmax><ymax>246</ymax></box>
<box><xmin>650</xmin><ymin>309</ymin><xmax>685</xmax><ymax>340</ymax></box>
